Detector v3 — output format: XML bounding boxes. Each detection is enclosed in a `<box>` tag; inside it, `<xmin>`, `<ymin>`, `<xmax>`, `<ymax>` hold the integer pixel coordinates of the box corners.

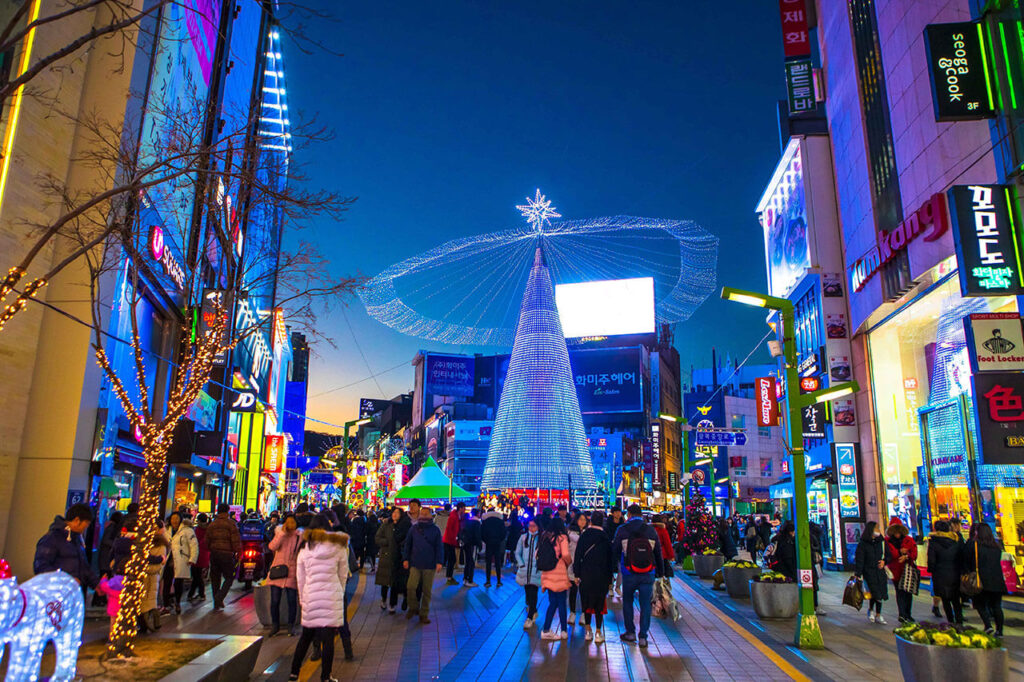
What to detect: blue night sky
<box><xmin>284</xmin><ymin>1</ymin><xmax>788</xmax><ymax>432</ymax></box>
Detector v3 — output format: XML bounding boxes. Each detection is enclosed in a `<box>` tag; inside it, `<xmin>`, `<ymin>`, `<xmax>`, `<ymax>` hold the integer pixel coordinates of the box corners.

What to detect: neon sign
<box><xmin>148</xmin><ymin>225</ymin><xmax>185</xmax><ymax>289</ymax></box>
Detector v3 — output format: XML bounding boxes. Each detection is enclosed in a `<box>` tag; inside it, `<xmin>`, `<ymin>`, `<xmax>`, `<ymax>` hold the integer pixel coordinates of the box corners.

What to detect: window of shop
<box><xmin>867</xmin><ymin>273</ymin><xmax>1019</xmax><ymax>545</ymax></box>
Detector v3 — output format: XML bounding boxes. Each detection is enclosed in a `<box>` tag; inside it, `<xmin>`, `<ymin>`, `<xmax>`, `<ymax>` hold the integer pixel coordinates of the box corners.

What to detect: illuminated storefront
<box><xmin>867</xmin><ymin>268</ymin><xmax>1024</xmax><ymax>579</ymax></box>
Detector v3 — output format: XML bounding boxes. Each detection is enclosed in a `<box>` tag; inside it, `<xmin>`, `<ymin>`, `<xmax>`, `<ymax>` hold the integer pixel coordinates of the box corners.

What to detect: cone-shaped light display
<box><xmin>482</xmin><ymin>247</ymin><xmax>595</xmax><ymax>490</ymax></box>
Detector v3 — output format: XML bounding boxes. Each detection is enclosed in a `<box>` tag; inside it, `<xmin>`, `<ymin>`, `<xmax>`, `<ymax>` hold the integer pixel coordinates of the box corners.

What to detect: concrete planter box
<box><xmin>749</xmin><ymin>580</ymin><xmax>799</xmax><ymax>619</ymax></box>
<box><xmin>722</xmin><ymin>566</ymin><xmax>760</xmax><ymax>598</ymax></box>
<box><xmin>693</xmin><ymin>554</ymin><xmax>725</xmax><ymax>578</ymax></box>
<box><xmin>895</xmin><ymin>635</ymin><xmax>1008</xmax><ymax>682</ymax></box>
<box><xmin>157</xmin><ymin>634</ymin><xmax>263</xmax><ymax>682</ymax></box>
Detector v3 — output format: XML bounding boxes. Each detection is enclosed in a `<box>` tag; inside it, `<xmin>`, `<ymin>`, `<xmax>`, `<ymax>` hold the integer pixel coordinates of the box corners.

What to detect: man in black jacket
<box><xmin>480</xmin><ymin>509</ymin><xmax>506</xmax><ymax>587</ymax></box>
<box><xmin>403</xmin><ymin>508</ymin><xmax>444</xmax><ymax>624</ymax></box>
<box><xmin>459</xmin><ymin>508</ymin><xmax>483</xmax><ymax>587</ymax></box>
<box><xmin>33</xmin><ymin>503</ymin><xmax>98</xmax><ymax>594</ymax></box>
<box><xmin>605</xmin><ymin>506</ymin><xmax>625</xmax><ymax>595</ymax></box>
<box><xmin>611</xmin><ymin>505</ymin><xmax>663</xmax><ymax>648</ymax></box>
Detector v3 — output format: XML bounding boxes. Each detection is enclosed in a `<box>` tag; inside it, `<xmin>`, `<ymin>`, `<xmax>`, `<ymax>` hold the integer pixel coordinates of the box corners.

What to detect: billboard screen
<box><xmin>424</xmin><ymin>354</ymin><xmax>475</xmax><ymax>397</ymax></box>
<box><xmin>569</xmin><ymin>347</ymin><xmax>644</xmax><ymax>414</ymax></box>
<box><xmin>758</xmin><ymin>141</ymin><xmax>809</xmax><ymax>297</ymax></box>
<box><xmin>555</xmin><ymin>277</ymin><xmax>655</xmax><ymax>338</ymax></box>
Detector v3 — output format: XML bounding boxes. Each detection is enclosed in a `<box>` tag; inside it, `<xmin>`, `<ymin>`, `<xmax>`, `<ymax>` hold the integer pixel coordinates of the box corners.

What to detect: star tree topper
<box><xmin>517</xmin><ymin>189</ymin><xmax>561</xmax><ymax>232</ymax></box>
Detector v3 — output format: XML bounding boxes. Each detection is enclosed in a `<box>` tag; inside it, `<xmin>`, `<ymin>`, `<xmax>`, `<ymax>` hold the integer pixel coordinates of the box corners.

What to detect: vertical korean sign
<box><xmin>948</xmin><ymin>184</ymin><xmax>1024</xmax><ymax>297</ymax></box>
<box><xmin>778</xmin><ymin>0</ymin><xmax>811</xmax><ymax>58</ymax></box>
<box><xmin>756</xmin><ymin>377</ymin><xmax>779</xmax><ymax>426</ymax></box>
<box><xmin>785</xmin><ymin>59</ymin><xmax>816</xmax><ymax>114</ymax></box>
<box><xmin>971</xmin><ymin>372</ymin><xmax>1024</xmax><ymax>466</ymax></box>
<box><xmin>834</xmin><ymin>443</ymin><xmax>860</xmax><ymax>517</ymax></box>
<box><xmin>651</xmin><ymin>421</ymin><xmax>663</xmax><ymax>490</ymax></box>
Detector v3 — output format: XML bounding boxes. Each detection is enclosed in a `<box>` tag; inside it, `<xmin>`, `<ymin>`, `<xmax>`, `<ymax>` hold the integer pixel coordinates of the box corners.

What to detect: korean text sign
<box><xmin>971</xmin><ymin>372</ymin><xmax>1024</xmax><ymax>465</ymax></box>
<box><xmin>949</xmin><ymin>184</ymin><xmax>1024</xmax><ymax>297</ymax></box>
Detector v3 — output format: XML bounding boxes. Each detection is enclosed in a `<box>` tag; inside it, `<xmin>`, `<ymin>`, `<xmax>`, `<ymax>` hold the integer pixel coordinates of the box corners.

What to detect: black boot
<box><xmin>342</xmin><ymin>633</ymin><xmax>353</xmax><ymax>661</ymax></box>
<box><xmin>310</xmin><ymin>641</ymin><xmax>321</xmax><ymax>662</ymax></box>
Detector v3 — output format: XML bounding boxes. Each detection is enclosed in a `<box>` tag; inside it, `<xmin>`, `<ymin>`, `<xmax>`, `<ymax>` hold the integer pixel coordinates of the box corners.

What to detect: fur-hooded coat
<box><xmin>296</xmin><ymin>529</ymin><xmax>350</xmax><ymax>627</ymax></box>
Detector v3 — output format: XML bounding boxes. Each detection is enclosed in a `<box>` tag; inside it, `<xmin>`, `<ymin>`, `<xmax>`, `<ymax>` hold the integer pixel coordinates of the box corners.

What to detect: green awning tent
<box><xmin>392</xmin><ymin>456</ymin><xmax>476</xmax><ymax>503</ymax></box>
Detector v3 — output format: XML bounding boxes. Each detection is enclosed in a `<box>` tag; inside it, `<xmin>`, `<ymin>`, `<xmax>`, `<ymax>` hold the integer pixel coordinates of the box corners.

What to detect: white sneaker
<box><xmin>594</xmin><ymin>629</ymin><xmax>605</xmax><ymax>643</ymax></box>
<box><xmin>559</xmin><ymin>630</ymin><xmax>568</xmax><ymax>640</ymax></box>
<box><xmin>876</xmin><ymin>614</ymin><xmax>887</xmax><ymax>625</ymax></box>
<box><xmin>568</xmin><ymin>612</ymin><xmax>577</xmax><ymax>626</ymax></box>
<box><xmin>584</xmin><ymin>625</ymin><xmax>593</xmax><ymax>641</ymax></box>
<box><xmin>541</xmin><ymin>630</ymin><xmax>557</xmax><ymax>640</ymax></box>
<box><xmin>868</xmin><ymin>611</ymin><xmax>876</xmax><ymax>623</ymax></box>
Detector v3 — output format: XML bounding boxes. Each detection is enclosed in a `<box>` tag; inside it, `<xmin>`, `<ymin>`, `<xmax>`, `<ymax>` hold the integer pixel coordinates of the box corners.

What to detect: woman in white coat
<box><xmin>168</xmin><ymin>512</ymin><xmax>199</xmax><ymax>614</ymax></box>
<box><xmin>288</xmin><ymin>514</ymin><xmax>349</xmax><ymax>682</ymax></box>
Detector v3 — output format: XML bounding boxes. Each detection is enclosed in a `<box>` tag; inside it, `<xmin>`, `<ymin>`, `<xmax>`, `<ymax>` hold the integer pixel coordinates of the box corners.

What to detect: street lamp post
<box><xmin>339</xmin><ymin>417</ymin><xmax>372</xmax><ymax>507</ymax></box>
<box><xmin>721</xmin><ymin>286</ymin><xmax>858</xmax><ymax>650</ymax></box>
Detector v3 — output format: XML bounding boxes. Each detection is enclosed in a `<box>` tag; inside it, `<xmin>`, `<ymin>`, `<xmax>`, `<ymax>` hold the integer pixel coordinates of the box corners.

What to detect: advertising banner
<box><xmin>264</xmin><ymin>434</ymin><xmax>286</xmax><ymax>473</ymax></box>
<box><xmin>949</xmin><ymin>184</ymin><xmax>1024</xmax><ymax>297</ymax></box>
<box><xmin>756</xmin><ymin>377</ymin><xmax>778</xmax><ymax>426</ymax></box>
<box><xmin>306</xmin><ymin>469</ymin><xmax>336</xmax><ymax>486</ymax></box>
<box><xmin>759</xmin><ymin>144</ymin><xmax>809</xmax><ymax>297</ymax></box>
<box><xmin>200</xmin><ymin>289</ymin><xmax>230</xmax><ymax>364</ymax></box>
<box><xmin>923</xmin><ymin>22</ymin><xmax>995</xmax><ymax>122</ymax></box>
<box><xmin>229</xmin><ymin>388</ymin><xmax>259</xmax><ymax>412</ymax></box>
<box><xmin>359</xmin><ymin>398</ymin><xmax>390</xmax><ymax>418</ymax></box>
<box><xmin>425</xmin><ymin>354</ymin><xmax>475</xmax><ymax>397</ymax></box>
<box><xmin>834</xmin><ymin>443</ymin><xmax>861</xmax><ymax>518</ymax></box>
<box><xmin>964</xmin><ymin>313</ymin><xmax>1024</xmax><ymax>373</ymax></box>
<box><xmin>651</xmin><ymin>421</ymin><xmax>663</xmax><ymax>489</ymax></box>
<box><xmin>642</xmin><ymin>440</ymin><xmax>653</xmax><ymax>493</ymax></box>
<box><xmin>570</xmin><ymin>347</ymin><xmax>643</xmax><ymax>414</ymax></box>
<box><xmin>971</xmin><ymin>372</ymin><xmax>1024</xmax><ymax>465</ymax></box>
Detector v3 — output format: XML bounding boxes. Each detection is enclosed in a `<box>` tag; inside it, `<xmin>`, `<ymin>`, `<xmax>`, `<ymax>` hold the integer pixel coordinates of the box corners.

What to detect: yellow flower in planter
<box><xmin>931</xmin><ymin>631</ymin><xmax>954</xmax><ymax>647</ymax></box>
<box><xmin>910</xmin><ymin>629</ymin><xmax>929</xmax><ymax>644</ymax></box>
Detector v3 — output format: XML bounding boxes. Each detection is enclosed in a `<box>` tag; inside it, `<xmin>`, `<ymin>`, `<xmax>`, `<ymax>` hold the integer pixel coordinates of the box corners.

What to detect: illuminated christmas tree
<box><xmin>482</xmin><ymin>242</ymin><xmax>595</xmax><ymax>491</ymax></box>
<box><xmin>682</xmin><ymin>493</ymin><xmax>717</xmax><ymax>554</ymax></box>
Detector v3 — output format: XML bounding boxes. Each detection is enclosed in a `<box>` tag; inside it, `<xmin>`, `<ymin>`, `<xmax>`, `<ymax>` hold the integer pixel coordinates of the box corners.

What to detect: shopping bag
<box><xmin>661</xmin><ymin>578</ymin><xmax>682</xmax><ymax>622</ymax></box>
<box><xmin>898</xmin><ymin>562</ymin><xmax>920</xmax><ymax>595</ymax></box>
<box><xmin>651</xmin><ymin>578</ymin><xmax>668</xmax><ymax>619</ymax></box>
<box><xmin>842</xmin><ymin>576</ymin><xmax>864</xmax><ymax>611</ymax></box>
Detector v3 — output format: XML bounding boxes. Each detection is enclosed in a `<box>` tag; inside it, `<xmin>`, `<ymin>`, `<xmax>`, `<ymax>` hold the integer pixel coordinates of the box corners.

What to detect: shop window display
<box><xmin>868</xmin><ymin>273</ymin><xmax>1024</xmax><ymax>581</ymax></box>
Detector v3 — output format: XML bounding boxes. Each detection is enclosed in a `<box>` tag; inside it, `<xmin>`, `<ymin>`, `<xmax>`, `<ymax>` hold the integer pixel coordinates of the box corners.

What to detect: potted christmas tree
<box><xmin>683</xmin><ymin>494</ymin><xmax>722</xmax><ymax>578</ymax></box>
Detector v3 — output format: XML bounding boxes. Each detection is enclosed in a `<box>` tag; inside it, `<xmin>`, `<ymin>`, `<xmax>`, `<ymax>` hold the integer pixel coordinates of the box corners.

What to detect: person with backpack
<box><xmin>538</xmin><ymin>517</ymin><xmax>572</xmax><ymax>640</ymax></box>
<box><xmin>514</xmin><ymin>518</ymin><xmax>543</xmax><ymax>628</ymax></box>
<box><xmin>459</xmin><ymin>508</ymin><xmax>483</xmax><ymax>587</ymax></box>
<box><xmin>574</xmin><ymin>510</ymin><xmax>613</xmax><ymax>643</ymax></box>
<box><xmin>611</xmin><ymin>504</ymin><xmax>663</xmax><ymax>648</ymax></box>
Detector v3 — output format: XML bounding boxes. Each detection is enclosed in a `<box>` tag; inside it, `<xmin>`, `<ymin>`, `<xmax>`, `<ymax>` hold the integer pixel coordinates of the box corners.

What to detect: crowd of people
<box><xmin>29</xmin><ymin>499</ymin><xmax>1013</xmax><ymax>681</ymax></box>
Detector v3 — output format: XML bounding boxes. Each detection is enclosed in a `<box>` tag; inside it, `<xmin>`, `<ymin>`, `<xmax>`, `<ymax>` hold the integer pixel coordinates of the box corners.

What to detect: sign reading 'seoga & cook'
<box><xmin>849</xmin><ymin>193</ymin><xmax>949</xmax><ymax>292</ymax></box>
<box><xmin>923</xmin><ymin>22</ymin><xmax>995</xmax><ymax>122</ymax></box>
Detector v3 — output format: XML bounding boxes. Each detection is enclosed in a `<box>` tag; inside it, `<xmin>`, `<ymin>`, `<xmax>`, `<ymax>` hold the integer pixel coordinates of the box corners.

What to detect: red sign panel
<box><xmin>264</xmin><ymin>434</ymin><xmax>286</xmax><ymax>473</ymax></box>
<box><xmin>800</xmin><ymin>376</ymin><xmax>820</xmax><ymax>393</ymax></box>
<box><xmin>779</xmin><ymin>0</ymin><xmax>811</xmax><ymax>59</ymax></box>
<box><xmin>756</xmin><ymin>377</ymin><xmax>779</xmax><ymax>427</ymax></box>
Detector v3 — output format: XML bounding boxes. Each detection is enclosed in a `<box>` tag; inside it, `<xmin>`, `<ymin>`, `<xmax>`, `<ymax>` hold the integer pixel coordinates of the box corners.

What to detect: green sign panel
<box><xmin>785</xmin><ymin>59</ymin><xmax>816</xmax><ymax>115</ymax></box>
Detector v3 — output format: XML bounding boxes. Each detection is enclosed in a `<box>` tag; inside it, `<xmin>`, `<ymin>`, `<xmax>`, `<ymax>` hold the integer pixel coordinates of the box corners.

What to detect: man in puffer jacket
<box><xmin>33</xmin><ymin>503</ymin><xmax>98</xmax><ymax>592</ymax></box>
<box><xmin>205</xmin><ymin>503</ymin><xmax>242</xmax><ymax>609</ymax></box>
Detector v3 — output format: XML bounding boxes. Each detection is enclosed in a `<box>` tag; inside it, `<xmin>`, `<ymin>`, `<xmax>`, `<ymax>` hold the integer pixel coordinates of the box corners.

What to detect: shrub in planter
<box><xmin>692</xmin><ymin>551</ymin><xmax>725</xmax><ymax>579</ymax></box>
<box><xmin>894</xmin><ymin>623</ymin><xmax>1008</xmax><ymax>682</ymax></box>
<box><xmin>749</xmin><ymin>572</ymin><xmax>798</xmax><ymax>619</ymax></box>
<box><xmin>722</xmin><ymin>560</ymin><xmax>760</xmax><ymax>598</ymax></box>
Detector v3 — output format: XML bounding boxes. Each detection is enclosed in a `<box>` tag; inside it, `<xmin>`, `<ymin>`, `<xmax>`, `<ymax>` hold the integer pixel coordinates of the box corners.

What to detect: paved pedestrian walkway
<box><xmin>79</xmin><ymin>562</ymin><xmax>1024</xmax><ymax>680</ymax></box>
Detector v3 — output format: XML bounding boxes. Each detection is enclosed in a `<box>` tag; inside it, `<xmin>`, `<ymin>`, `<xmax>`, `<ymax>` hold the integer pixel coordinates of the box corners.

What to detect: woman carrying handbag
<box><xmin>267</xmin><ymin>513</ymin><xmax>302</xmax><ymax>636</ymax></box>
<box><xmin>884</xmin><ymin>517</ymin><xmax>918</xmax><ymax>623</ymax></box>
<box><xmin>963</xmin><ymin>522</ymin><xmax>1007</xmax><ymax>636</ymax></box>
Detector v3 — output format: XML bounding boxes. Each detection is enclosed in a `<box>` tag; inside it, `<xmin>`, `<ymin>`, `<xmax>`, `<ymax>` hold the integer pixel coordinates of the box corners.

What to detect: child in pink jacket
<box><xmin>539</xmin><ymin>518</ymin><xmax>572</xmax><ymax>640</ymax></box>
<box><xmin>97</xmin><ymin>574</ymin><xmax>124</xmax><ymax>635</ymax></box>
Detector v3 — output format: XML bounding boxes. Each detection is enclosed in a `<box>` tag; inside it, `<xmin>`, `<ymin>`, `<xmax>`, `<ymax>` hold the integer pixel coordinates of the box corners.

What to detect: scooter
<box><xmin>237</xmin><ymin>519</ymin><xmax>267</xmax><ymax>589</ymax></box>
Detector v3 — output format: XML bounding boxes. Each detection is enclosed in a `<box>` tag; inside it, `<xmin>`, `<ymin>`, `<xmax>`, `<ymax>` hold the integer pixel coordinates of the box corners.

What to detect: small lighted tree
<box><xmin>682</xmin><ymin>493</ymin><xmax>717</xmax><ymax>555</ymax></box>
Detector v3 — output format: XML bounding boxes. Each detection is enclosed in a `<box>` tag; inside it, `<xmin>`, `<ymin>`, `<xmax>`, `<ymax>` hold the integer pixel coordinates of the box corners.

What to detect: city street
<box><xmin>75</xmin><ymin>563</ymin><xmax>1024</xmax><ymax>681</ymax></box>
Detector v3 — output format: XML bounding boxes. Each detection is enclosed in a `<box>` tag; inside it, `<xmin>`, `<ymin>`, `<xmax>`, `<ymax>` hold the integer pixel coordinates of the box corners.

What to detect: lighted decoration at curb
<box><xmin>0</xmin><ymin>559</ymin><xmax>84</xmax><ymax>682</ymax></box>
<box><xmin>359</xmin><ymin>192</ymin><xmax>719</xmax><ymax>346</ymax></box>
<box><xmin>482</xmin><ymin>247</ymin><xmax>596</xmax><ymax>490</ymax></box>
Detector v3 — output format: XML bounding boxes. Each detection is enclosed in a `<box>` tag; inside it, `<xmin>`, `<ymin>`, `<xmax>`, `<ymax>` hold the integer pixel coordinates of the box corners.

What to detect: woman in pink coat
<box><xmin>539</xmin><ymin>517</ymin><xmax>572</xmax><ymax>640</ymax></box>
<box><xmin>288</xmin><ymin>515</ymin><xmax>349</xmax><ymax>682</ymax></box>
<box><xmin>267</xmin><ymin>513</ymin><xmax>302</xmax><ymax>636</ymax></box>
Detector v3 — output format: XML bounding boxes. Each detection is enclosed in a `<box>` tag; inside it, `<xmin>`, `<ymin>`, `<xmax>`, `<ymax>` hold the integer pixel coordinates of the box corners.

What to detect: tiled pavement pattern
<box><xmin>79</xmin><ymin>558</ymin><xmax>1024</xmax><ymax>681</ymax></box>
